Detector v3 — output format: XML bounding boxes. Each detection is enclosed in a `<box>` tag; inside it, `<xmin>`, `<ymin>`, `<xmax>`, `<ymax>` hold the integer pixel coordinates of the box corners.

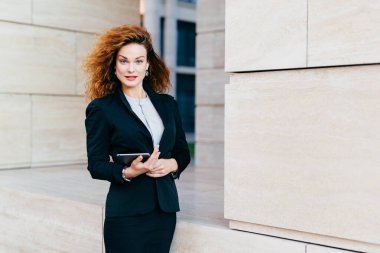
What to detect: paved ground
<box><xmin>0</xmin><ymin>163</ymin><xmax>225</xmax><ymax>226</ymax></box>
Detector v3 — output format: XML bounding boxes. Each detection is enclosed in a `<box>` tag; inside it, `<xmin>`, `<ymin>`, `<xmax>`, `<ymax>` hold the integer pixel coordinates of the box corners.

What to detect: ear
<box><xmin>146</xmin><ymin>63</ymin><xmax>149</xmax><ymax>70</ymax></box>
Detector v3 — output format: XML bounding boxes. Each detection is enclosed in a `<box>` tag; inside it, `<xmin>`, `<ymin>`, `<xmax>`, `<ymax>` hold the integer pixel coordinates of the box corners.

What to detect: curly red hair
<box><xmin>83</xmin><ymin>25</ymin><xmax>171</xmax><ymax>101</ymax></box>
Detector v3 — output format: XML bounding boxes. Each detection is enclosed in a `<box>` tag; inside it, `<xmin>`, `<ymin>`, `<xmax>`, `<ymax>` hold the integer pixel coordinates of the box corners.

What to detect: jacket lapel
<box><xmin>117</xmin><ymin>83</ymin><xmax>170</xmax><ymax>149</ymax></box>
<box><xmin>144</xmin><ymin>83</ymin><xmax>170</xmax><ymax>148</ymax></box>
<box><xmin>117</xmin><ymin>86</ymin><xmax>153</xmax><ymax>142</ymax></box>
<box><xmin>117</xmin><ymin>86</ymin><xmax>133</xmax><ymax>112</ymax></box>
<box><xmin>144</xmin><ymin>85</ymin><xmax>168</xmax><ymax>126</ymax></box>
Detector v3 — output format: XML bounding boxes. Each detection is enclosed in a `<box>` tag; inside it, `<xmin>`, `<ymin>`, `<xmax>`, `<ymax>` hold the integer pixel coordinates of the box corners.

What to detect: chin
<box><xmin>122</xmin><ymin>82</ymin><xmax>141</xmax><ymax>88</ymax></box>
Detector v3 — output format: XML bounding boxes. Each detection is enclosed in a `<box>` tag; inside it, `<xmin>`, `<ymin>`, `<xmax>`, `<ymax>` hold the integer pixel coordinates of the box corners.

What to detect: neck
<box><xmin>122</xmin><ymin>85</ymin><xmax>146</xmax><ymax>99</ymax></box>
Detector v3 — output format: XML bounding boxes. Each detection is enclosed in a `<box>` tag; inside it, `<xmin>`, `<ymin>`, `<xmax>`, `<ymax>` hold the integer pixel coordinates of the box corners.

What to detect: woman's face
<box><xmin>115</xmin><ymin>43</ymin><xmax>149</xmax><ymax>90</ymax></box>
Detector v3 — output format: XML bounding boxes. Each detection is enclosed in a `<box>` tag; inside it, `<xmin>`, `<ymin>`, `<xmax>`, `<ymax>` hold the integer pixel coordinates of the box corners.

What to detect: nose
<box><xmin>127</xmin><ymin>63</ymin><xmax>135</xmax><ymax>72</ymax></box>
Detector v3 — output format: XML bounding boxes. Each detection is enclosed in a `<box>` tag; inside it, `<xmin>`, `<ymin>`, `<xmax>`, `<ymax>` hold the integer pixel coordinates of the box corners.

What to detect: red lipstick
<box><xmin>125</xmin><ymin>76</ymin><xmax>137</xmax><ymax>80</ymax></box>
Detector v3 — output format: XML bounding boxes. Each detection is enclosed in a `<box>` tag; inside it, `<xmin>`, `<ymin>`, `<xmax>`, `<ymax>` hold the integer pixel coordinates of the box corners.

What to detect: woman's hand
<box><xmin>146</xmin><ymin>158</ymin><xmax>178</xmax><ymax>178</ymax></box>
<box><xmin>123</xmin><ymin>146</ymin><xmax>160</xmax><ymax>179</ymax></box>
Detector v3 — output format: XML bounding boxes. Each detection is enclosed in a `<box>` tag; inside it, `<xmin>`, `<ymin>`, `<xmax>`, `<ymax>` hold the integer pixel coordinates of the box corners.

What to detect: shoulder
<box><xmin>155</xmin><ymin>94</ymin><xmax>182</xmax><ymax>121</ymax></box>
<box><xmin>86</xmin><ymin>94</ymin><xmax>116</xmax><ymax>115</ymax></box>
<box><xmin>156</xmin><ymin>93</ymin><xmax>178</xmax><ymax>106</ymax></box>
<box><xmin>86</xmin><ymin>94</ymin><xmax>116</xmax><ymax>109</ymax></box>
<box><xmin>158</xmin><ymin>93</ymin><xmax>174</xmax><ymax>101</ymax></box>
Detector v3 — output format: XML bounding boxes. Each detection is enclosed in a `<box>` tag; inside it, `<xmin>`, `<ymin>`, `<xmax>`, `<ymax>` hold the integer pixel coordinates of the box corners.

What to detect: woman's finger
<box><xmin>145</xmin><ymin>148</ymin><xmax>160</xmax><ymax>166</ymax></box>
<box><xmin>147</xmin><ymin>165</ymin><xmax>171</xmax><ymax>177</ymax></box>
<box><xmin>132</xmin><ymin>155</ymin><xmax>143</xmax><ymax>165</ymax></box>
<box><xmin>151</xmin><ymin>146</ymin><xmax>160</xmax><ymax>157</ymax></box>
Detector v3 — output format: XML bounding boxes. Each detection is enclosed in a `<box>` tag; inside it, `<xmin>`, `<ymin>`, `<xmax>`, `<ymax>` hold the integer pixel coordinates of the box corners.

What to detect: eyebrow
<box><xmin>118</xmin><ymin>55</ymin><xmax>145</xmax><ymax>60</ymax></box>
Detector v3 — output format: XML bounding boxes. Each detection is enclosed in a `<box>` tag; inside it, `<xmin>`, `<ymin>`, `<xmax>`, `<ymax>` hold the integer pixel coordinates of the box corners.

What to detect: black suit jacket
<box><xmin>85</xmin><ymin>82</ymin><xmax>190</xmax><ymax>217</ymax></box>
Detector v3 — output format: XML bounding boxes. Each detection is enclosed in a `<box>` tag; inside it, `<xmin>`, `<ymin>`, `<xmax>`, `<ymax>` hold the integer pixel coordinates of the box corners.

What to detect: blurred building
<box><xmin>142</xmin><ymin>0</ymin><xmax>196</xmax><ymax>145</ymax></box>
<box><xmin>195</xmin><ymin>0</ymin><xmax>226</xmax><ymax>169</ymax></box>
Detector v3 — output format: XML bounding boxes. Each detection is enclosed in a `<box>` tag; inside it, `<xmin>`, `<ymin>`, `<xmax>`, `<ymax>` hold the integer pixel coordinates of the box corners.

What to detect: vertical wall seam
<box><xmin>102</xmin><ymin>206</ymin><xmax>105</xmax><ymax>253</ymax></box>
<box><xmin>305</xmin><ymin>244</ymin><xmax>308</xmax><ymax>253</ymax></box>
<box><xmin>30</xmin><ymin>94</ymin><xmax>33</xmax><ymax>167</ymax></box>
<box><xmin>31</xmin><ymin>0</ymin><xmax>34</xmax><ymax>24</ymax></box>
<box><xmin>74</xmin><ymin>32</ymin><xmax>78</xmax><ymax>95</ymax></box>
<box><xmin>306</xmin><ymin>0</ymin><xmax>309</xmax><ymax>67</ymax></box>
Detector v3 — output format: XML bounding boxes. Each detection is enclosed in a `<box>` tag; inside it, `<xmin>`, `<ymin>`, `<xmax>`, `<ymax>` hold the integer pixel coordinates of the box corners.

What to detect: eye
<box><xmin>136</xmin><ymin>60</ymin><xmax>143</xmax><ymax>64</ymax></box>
<box><xmin>120</xmin><ymin>59</ymin><xmax>127</xmax><ymax>64</ymax></box>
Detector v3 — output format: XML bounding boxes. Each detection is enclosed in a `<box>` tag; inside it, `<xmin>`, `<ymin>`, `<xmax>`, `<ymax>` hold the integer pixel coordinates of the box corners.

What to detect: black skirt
<box><xmin>104</xmin><ymin>208</ymin><xmax>176</xmax><ymax>253</ymax></box>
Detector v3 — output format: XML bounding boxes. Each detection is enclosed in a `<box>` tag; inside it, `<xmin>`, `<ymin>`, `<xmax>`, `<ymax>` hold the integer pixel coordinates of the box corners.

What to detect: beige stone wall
<box><xmin>225</xmin><ymin>0</ymin><xmax>380</xmax><ymax>252</ymax></box>
<box><xmin>195</xmin><ymin>0</ymin><xmax>227</xmax><ymax>168</ymax></box>
<box><xmin>0</xmin><ymin>0</ymin><xmax>140</xmax><ymax>169</ymax></box>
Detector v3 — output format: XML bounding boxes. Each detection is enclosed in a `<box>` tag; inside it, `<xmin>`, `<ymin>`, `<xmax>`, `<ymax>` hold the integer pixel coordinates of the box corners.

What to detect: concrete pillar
<box><xmin>195</xmin><ymin>0</ymin><xmax>226</xmax><ymax>168</ymax></box>
<box><xmin>164</xmin><ymin>0</ymin><xmax>177</xmax><ymax>96</ymax></box>
<box><xmin>143</xmin><ymin>0</ymin><xmax>161</xmax><ymax>55</ymax></box>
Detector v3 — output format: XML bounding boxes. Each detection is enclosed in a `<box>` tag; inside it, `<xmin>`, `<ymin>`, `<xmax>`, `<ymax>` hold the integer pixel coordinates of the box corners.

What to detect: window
<box><xmin>176</xmin><ymin>74</ymin><xmax>195</xmax><ymax>134</ymax></box>
<box><xmin>178</xmin><ymin>0</ymin><xmax>197</xmax><ymax>4</ymax></box>
<box><xmin>177</xmin><ymin>21</ymin><xmax>196</xmax><ymax>67</ymax></box>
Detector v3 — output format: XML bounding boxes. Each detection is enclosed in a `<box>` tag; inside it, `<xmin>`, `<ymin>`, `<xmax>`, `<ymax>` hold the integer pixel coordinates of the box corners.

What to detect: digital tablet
<box><xmin>116</xmin><ymin>153</ymin><xmax>150</xmax><ymax>165</ymax></box>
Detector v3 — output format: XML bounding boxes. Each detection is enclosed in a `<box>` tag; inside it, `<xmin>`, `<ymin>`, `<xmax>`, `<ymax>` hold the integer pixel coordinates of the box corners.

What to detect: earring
<box><xmin>145</xmin><ymin>69</ymin><xmax>149</xmax><ymax>77</ymax></box>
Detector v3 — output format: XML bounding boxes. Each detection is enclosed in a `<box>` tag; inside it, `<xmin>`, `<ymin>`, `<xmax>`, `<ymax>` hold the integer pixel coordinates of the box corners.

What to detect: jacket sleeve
<box><xmin>171</xmin><ymin>98</ymin><xmax>191</xmax><ymax>179</ymax></box>
<box><xmin>85</xmin><ymin>101</ymin><xmax>125</xmax><ymax>184</ymax></box>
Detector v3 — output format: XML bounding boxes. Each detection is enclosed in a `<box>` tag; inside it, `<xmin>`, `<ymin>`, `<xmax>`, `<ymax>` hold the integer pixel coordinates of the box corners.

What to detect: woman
<box><xmin>84</xmin><ymin>24</ymin><xmax>190</xmax><ymax>253</ymax></box>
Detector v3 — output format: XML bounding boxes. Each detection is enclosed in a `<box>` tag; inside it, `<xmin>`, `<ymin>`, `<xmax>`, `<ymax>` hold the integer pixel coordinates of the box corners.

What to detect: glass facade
<box><xmin>177</xmin><ymin>20</ymin><xmax>196</xmax><ymax>67</ymax></box>
<box><xmin>178</xmin><ymin>0</ymin><xmax>197</xmax><ymax>4</ymax></box>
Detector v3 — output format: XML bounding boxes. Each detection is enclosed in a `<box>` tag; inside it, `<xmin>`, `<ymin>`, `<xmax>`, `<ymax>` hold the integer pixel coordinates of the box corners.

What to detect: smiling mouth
<box><xmin>125</xmin><ymin>76</ymin><xmax>137</xmax><ymax>80</ymax></box>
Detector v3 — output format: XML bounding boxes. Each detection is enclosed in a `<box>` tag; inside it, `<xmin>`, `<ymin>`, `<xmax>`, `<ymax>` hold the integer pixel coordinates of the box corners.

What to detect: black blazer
<box><xmin>85</xmin><ymin>82</ymin><xmax>190</xmax><ymax>217</ymax></box>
